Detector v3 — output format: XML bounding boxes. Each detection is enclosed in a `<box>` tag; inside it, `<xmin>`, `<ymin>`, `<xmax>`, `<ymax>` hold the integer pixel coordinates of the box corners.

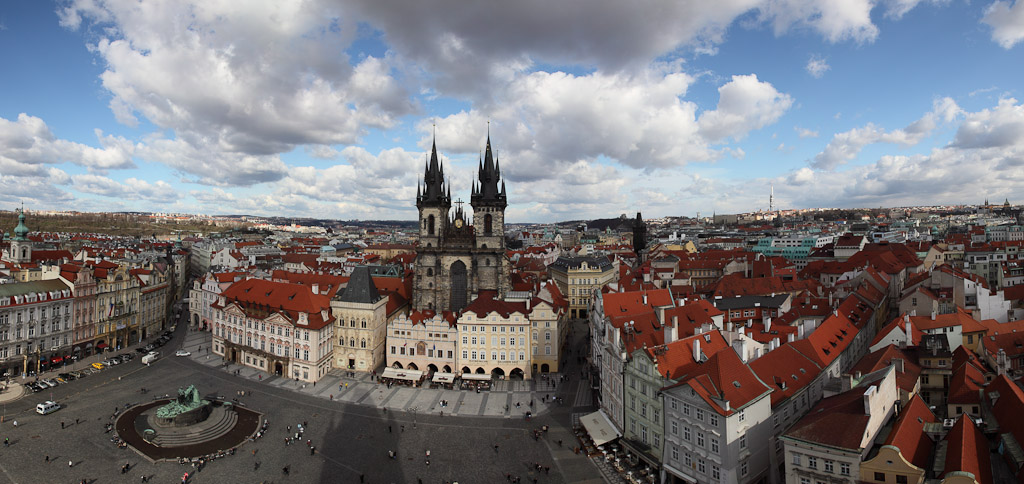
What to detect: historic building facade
<box><xmin>412</xmin><ymin>136</ymin><xmax>510</xmax><ymax>313</ymax></box>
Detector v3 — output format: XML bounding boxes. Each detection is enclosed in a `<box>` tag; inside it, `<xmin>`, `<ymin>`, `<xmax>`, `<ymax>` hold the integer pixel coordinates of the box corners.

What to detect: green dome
<box><xmin>13</xmin><ymin>211</ymin><xmax>29</xmax><ymax>240</ymax></box>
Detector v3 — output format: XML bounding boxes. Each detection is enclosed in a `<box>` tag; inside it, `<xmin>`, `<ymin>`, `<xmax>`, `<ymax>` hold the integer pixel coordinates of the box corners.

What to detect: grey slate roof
<box><xmin>338</xmin><ymin>266</ymin><xmax>381</xmax><ymax>303</ymax></box>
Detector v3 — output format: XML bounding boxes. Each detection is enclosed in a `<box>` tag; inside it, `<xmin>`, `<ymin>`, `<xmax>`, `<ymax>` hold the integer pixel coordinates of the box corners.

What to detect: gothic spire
<box><xmin>418</xmin><ymin>135</ymin><xmax>449</xmax><ymax>208</ymax></box>
<box><xmin>472</xmin><ymin>129</ymin><xmax>506</xmax><ymax>208</ymax></box>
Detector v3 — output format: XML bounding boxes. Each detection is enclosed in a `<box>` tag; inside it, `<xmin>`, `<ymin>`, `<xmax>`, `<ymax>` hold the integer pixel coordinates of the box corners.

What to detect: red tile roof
<box><xmin>941</xmin><ymin>416</ymin><xmax>992</xmax><ymax>484</ymax></box>
<box><xmin>851</xmin><ymin>344</ymin><xmax>922</xmax><ymax>395</ymax></box>
<box><xmin>677</xmin><ymin>347</ymin><xmax>772</xmax><ymax>416</ymax></box>
<box><xmin>783</xmin><ymin>381</ymin><xmax>879</xmax><ymax>451</ymax></box>
<box><xmin>214</xmin><ymin>278</ymin><xmax>334</xmax><ymax>330</ymax></box>
<box><xmin>645</xmin><ymin>331</ymin><xmax>730</xmax><ymax>380</ymax></box>
<box><xmin>749</xmin><ymin>343</ymin><xmax>822</xmax><ymax>407</ymax></box>
<box><xmin>881</xmin><ymin>394</ymin><xmax>937</xmax><ymax>470</ymax></box>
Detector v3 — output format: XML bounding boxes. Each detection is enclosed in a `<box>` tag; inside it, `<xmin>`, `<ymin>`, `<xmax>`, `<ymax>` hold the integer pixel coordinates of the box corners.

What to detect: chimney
<box><xmin>665</xmin><ymin>315</ymin><xmax>677</xmax><ymax>344</ymax></box>
<box><xmin>842</xmin><ymin>374</ymin><xmax>854</xmax><ymax>392</ymax></box>
<box><xmin>798</xmin><ymin>324</ymin><xmax>805</xmax><ymax>339</ymax></box>
<box><xmin>893</xmin><ymin>358</ymin><xmax>905</xmax><ymax>373</ymax></box>
<box><xmin>931</xmin><ymin>309</ymin><xmax>936</xmax><ymax>320</ymax></box>
<box><xmin>765</xmin><ymin>317</ymin><xmax>772</xmax><ymax>333</ymax></box>
<box><xmin>311</xmin><ymin>283</ymin><xmax>319</xmax><ymax>294</ymax></box>
<box><xmin>829</xmin><ymin>292</ymin><xmax>833</xmax><ymax>307</ymax></box>
<box><xmin>643</xmin><ymin>293</ymin><xmax>648</xmax><ymax>305</ymax></box>
<box><xmin>693</xmin><ymin>339</ymin><xmax>701</xmax><ymax>363</ymax></box>
<box><xmin>788</xmin><ymin>333</ymin><xmax>796</xmax><ymax>343</ymax></box>
<box><xmin>906</xmin><ymin>319</ymin><xmax>913</xmax><ymax>346</ymax></box>
<box><xmin>527</xmin><ymin>298</ymin><xmax>531</xmax><ymax>311</ymax></box>
<box><xmin>863</xmin><ymin>386</ymin><xmax>876</xmax><ymax>416</ymax></box>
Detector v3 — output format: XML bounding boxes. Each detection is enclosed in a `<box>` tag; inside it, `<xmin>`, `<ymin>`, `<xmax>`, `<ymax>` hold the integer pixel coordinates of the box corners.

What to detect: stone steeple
<box><xmin>417</xmin><ymin>138</ymin><xmax>450</xmax><ymax>208</ymax></box>
<box><xmin>471</xmin><ymin>133</ymin><xmax>507</xmax><ymax>209</ymax></box>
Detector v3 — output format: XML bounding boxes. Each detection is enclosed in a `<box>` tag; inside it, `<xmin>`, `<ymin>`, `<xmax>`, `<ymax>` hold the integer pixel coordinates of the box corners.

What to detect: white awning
<box><xmin>431</xmin><ymin>372</ymin><xmax>456</xmax><ymax>383</ymax></box>
<box><xmin>382</xmin><ymin>367</ymin><xmax>423</xmax><ymax>381</ymax></box>
<box><xmin>581</xmin><ymin>410</ymin><xmax>621</xmax><ymax>446</ymax></box>
<box><xmin>460</xmin><ymin>373</ymin><xmax>491</xmax><ymax>381</ymax></box>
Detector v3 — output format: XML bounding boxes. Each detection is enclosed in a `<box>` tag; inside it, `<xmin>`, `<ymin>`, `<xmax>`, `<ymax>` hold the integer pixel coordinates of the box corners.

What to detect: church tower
<box><xmin>471</xmin><ymin>133</ymin><xmax>509</xmax><ymax>295</ymax></box>
<box><xmin>632</xmin><ymin>212</ymin><xmax>647</xmax><ymax>262</ymax></box>
<box><xmin>413</xmin><ymin>139</ymin><xmax>451</xmax><ymax>312</ymax></box>
<box><xmin>412</xmin><ymin>130</ymin><xmax>511</xmax><ymax>313</ymax></box>
<box><xmin>9</xmin><ymin>207</ymin><xmax>32</xmax><ymax>264</ymax></box>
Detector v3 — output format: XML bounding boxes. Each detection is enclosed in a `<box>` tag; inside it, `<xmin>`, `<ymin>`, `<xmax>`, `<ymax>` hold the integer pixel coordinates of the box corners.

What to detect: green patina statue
<box><xmin>156</xmin><ymin>385</ymin><xmax>208</xmax><ymax>419</ymax></box>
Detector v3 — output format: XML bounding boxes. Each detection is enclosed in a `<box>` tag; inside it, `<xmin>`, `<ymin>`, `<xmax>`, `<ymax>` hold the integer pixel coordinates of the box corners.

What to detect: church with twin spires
<box><xmin>412</xmin><ymin>133</ymin><xmax>511</xmax><ymax>313</ymax></box>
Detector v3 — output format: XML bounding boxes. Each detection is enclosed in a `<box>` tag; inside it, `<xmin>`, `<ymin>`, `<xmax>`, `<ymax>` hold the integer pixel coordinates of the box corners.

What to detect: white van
<box><xmin>36</xmin><ymin>401</ymin><xmax>61</xmax><ymax>415</ymax></box>
<box><xmin>142</xmin><ymin>351</ymin><xmax>160</xmax><ymax>365</ymax></box>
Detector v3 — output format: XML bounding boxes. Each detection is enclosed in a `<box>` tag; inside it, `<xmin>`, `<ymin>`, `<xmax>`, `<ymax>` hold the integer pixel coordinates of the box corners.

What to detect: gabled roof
<box><xmin>749</xmin><ymin>343</ymin><xmax>822</xmax><ymax>407</ymax></box>
<box><xmin>791</xmin><ymin>311</ymin><xmax>858</xmax><ymax>368</ymax></box>
<box><xmin>679</xmin><ymin>347</ymin><xmax>772</xmax><ymax>416</ymax></box>
<box><xmin>909</xmin><ymin>308</ymin><xmax>986</xmax><ymax>333</ymax></box>
<box><xmin>947</xmin><ymin>348</ymin><xmax>987</xmax><ymax>405</ymax></box>
<box><xmin>881</xmin><ymin>394</ymin><xmax>937</xmax><ymax>470</ymax></box>
<box><xmin>851</xmin><ymin>344</ymin><xmax>922</xmax><ymax>394</ymax></box>
<box><xmin>941</xmin><ymin>415</ymin><xmax>992</xmax><ymax>484</ymax></box>
<box><xmin>645</xmin><ymin>331</ymin><xmax>730</xmax><ymax>380</ymax></box>
<box><xmin>872</xmin><ymin>314</ymin><xmax>925</xmax><ymax>348</ymax></box>
<box><xmin>783</xmin><ymin>379</ymin><xmax>881</xmax><ymax>451</ymax></box>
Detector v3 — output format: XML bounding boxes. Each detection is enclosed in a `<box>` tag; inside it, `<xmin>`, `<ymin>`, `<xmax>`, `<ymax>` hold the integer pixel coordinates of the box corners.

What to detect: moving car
<box><xmin>174</xmin><ymin>350</ymin><xmax>191</xmax><ymax>357</ymax></box>
<box><xmin>36</xmin><ymin>401</ymin><xmax>61</xmax><ymax>415</ymax></box>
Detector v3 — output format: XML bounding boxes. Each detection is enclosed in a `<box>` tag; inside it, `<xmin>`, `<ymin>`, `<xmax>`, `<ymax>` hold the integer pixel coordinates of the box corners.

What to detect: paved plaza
<box><xmin>0</xmin><ymin>315</ymin><xmax>606</xmax><ymax>484</ymax></box>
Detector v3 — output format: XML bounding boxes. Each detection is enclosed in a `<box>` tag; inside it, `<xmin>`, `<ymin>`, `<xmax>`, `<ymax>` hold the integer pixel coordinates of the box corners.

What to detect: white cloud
<box><xmin>698</xmin><ymin>74</ymin><xmax>793</xmax><ymax>143</ymax></box>
<box><xmin>812</xmin><ymin>97</ymin><xmax>960</xmax><ymax>170</ymax></box>
<box><xmin>0</xmin><ymin>113</ymin><xmax>136</xmax><ymax>174</ymax></box>
<box><xmin>758</xmin><ymin>0</ymin><xmax>878</xmax><ymax>43</ymax></box>
<box><xmin>796</xmin><ymin>127</ymin><xmax>820</xmax><ymax>138</ymax></box>
<box><xmin>59</xmin><ymin>0</ymin><xmax>416</xmax><ymax>184</ymax></box>
<box><xmin>73</xmin><ymin>175</ymin><xmax>181</xmax><ymax>202</ymax></box>
<box><xmin>952</xmin><ymin>97</ymin><xmax>1024</xmax><ymax>149</ymax></box>
<box><xmin>805</xmin><ymin>55</ymin><xmax>830</xmax><ymax>78</ymax></box>
<box><xmin>983</xmin><ymin>0</ymin><xmax>1024</xmax><ymax>48</ymax></box>
<box><xmin>136</xmin><ymin>137</ymin><xmax>288</xmax><ymax>186</ymax></box>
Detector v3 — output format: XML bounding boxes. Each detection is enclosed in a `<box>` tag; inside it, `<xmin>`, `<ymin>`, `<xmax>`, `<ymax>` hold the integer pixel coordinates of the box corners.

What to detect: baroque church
<box><xmin>412</xmin><ymin>134</ymin><xmax>511</xmax><ymax>313</ymax></box>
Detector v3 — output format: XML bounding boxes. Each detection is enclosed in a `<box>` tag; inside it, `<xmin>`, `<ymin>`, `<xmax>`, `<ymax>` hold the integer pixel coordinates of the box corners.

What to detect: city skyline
<box><xmin>1</xmin><ymin>1</ymin><xmax>1023</xmax><ymax>223</ymax></box>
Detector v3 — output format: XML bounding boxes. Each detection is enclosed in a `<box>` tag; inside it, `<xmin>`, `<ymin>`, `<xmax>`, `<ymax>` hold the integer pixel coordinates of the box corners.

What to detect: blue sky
<box><xmin>1</xmin><ymin>0</ymin><xmax>1024</xmax><ymax>223</ymax></box>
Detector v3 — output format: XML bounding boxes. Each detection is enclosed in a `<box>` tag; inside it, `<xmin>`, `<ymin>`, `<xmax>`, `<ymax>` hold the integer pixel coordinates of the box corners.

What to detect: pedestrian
<box><xmin>389</xmin><ymin>425</ymin><xmax>392</xmax><ymax>433</ymax></box>
<box><xmin>310</xmin><ymin>446</ymin><xmax>315</xmax><ymax>455</ymax></box>
<box><xmin>69</xmin><ymin>460</ymin><xmax>73</xmax><ymax>468</ymax></box>
<box><xmin>4</xmin><ymin>437</ymin><xmax>8</xmax><ymax>447</ymax></box>
<box><xmin>282</xmin><ymin>465</ymin><xmax>290</xmax><ymax>475</ymax></box>
<box><xmin>401</xmin><ymin>425</ymin><xmax>405</xmax><ymax>432</ymax></box>
<box><xmin>75</xmin><ymin>418</ymin><xmax>79</xmax><ymax>425</ymax></box>
<box><xmin>61</xmin><ymin>421</ymin><xmax>65</xmax><ymax>429</ymax></box>
<box><xmin>330</xmin><ymin>394</ymin><xmax>333</xmax><ymax>400</ymax></box>
<box><xmin>45</xmin><ymin>455</ymin><xmax>50</xmax><ymax>463</ymax></box>
<box><xmin>494</xmin><ymin>444</ymin><xmax>499</xmax><ymax>453</ymax></box>
<box><xmin>360</xmin><ymin>473</ymin><xmax>365</xmax><ymax>483</ymax></box>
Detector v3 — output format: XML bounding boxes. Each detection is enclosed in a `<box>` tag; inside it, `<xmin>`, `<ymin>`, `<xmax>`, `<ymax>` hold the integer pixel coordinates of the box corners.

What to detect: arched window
<box><xmin>361</xmin><ymin>320</ymin><xmax>367</xmax><ymax>328</ymax></box>
<box><xmin>427</xmin><ymin>215</ymin><xmax>435</xmax><ymax>235</ymax></box>
<box><xmin>361</xmin><ymin>339</ymin><xmax>367</xmax><ymax>348</ymax></box>
<box><xmin>350</xmin><ymin>338</ymin><xmax>355</xmax><ymax>347</ymax></box>
<box><xmin>484</xmin><ymin>214</ymin><xmax>493</xmax><ymax>235</ymax></box>
<box><xmin>427</xmin><ymin>268</ymin><xmax>433</xmax><ymax>276</ymax></box>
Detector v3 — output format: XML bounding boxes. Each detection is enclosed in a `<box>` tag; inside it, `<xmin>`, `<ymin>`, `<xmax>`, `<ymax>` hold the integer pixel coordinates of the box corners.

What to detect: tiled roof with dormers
<box><xmin>670</xmin><ymin>347</ymin><xmax>772</xmax><ymax>416</ymax></box>
<box><xmin>214</xmin><ymin>278</ymin><xmax>334</xmax><ymax>330</ymax></box>
<box><xmin>645</xmin><ymin>330</ymin><xmax>731</xmax><ymax>380</ymax></box>
<box><xmin>749</xmin><ymin>343</ymin><xmax>822</xmax><ymax>407</ymax></box>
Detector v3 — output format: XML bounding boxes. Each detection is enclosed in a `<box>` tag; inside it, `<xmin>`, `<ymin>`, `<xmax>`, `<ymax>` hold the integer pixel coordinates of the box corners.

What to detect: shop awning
<box><xmin>431</xmin><ymin>372</ymin><xmax>456</xmax><ymax>383</ymax></box>
<box><xmin>51</xmin><ymin>357</ymin><xmax>63</xmax><ymax>364</ymax></box>
<box><xmin>96</xmin><ymin>343</ymin><xmax>108</xmax><ymax>349</ymax></box>
<box><xmin>460</xmin><ymin>373</ymin><xmax>491</xmax><ymax>381</ymax></box>
<box><xmin>581</xmin><ymin>410</ymin><xmax>621</xmax><ymax>446</ymax></box>
<box><xmin>382</xmin><ymin>367</ymin><xmax>423</xmax><ymax>382</ymax></box>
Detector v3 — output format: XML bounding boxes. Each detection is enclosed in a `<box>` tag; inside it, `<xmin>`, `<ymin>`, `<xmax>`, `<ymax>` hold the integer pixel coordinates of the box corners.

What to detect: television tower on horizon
<box><xmin>770</xmin><ymin>185</ymin><xmax>774</xmax><ymax>213</ymax></box>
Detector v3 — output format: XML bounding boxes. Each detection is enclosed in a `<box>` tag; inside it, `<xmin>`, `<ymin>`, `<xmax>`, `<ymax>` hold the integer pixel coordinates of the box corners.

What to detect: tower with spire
<box><xmin>8</xmin><ymin>205</ymin><xmax>33</xmax><ymax>264</ymax></box>
<box><xmin>413</xmin><ymin>129</ymin><xmax>511</xmax><ymax>313</ymax></box>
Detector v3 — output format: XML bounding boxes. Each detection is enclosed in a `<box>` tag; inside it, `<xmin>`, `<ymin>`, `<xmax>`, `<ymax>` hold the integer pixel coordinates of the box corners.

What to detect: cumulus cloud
<box><xmin>0</xmin><ymin>113</ymin><xmax>136</xmax><ymax>174</ymax></box>
<box><xmin>136</xmin><ymin>137</ymin><xmax>288</xmax><ymax>186</ymax></box>
<box><xmin>811</xmin><ymin>97</ymin><xmax>961</xmax><ymax>170</ymax></box>
<box><xmin>805</xmin><ymin>55</ymin><xmax>830</xmax><ymax>78</ymax></box>
<box><xmin>59</xmin><ymin>0</ymin><xmax>416</xmax><ymax>184</ymax></box>
<box><xmin>427</xmin><ymin>68</ymin><xmax>790</xmax><ymax>190</ymax></box>
<box><xmin>952</xmin><ymin>97</ymin><xmax>1024</xmax><ymax>149</ymax></box>
<box><xmin>758</xmin><ymin>0</ymin><xmax>878</xmax><ymax>43</ymax></box>
<box><xmin>698</xmin><ymin>74</ymin><xmax>793</xmax><ymax>143</ymax></box>
<box><xmin>983</xmin><ymin>0</ymin><xmax>1024</xmax><ymax>48</ymax></box>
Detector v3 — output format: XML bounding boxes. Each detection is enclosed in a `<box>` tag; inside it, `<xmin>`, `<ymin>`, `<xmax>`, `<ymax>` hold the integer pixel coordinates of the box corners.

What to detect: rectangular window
<box><xmin>696</xmin><ymin>432</ymin><xmax>705</xmax><ymax>447</ymax></box>
<box><xmin>710</xmin><ymin>437</ymin><xmax>719</xmax><ymax>453</ymax></box>
<box><xmin>792</xmin><ymin>453</ymin><xmax>801</xmax><ymax>466</ymax></box>
<box><xmin>741</xmin><ymin>460</ymin><xmax>748</xmax><ymax>477</ymax></box>
<box><xmin>695</xmin><ymin>408</ymin><xmax>704</xmax><ymax>421</ymax></box>
<box><xmin>873</xmin><ymin>473</ymin><xmax>885</xmax><ymax>481</ymax></box>
<box><xmin>671</xmin><ymin>421</ymin><xmax>678</xmax><ymax>435</ymax></box>
<box><xmin>683</xmin><ymin>426</ymin><xmax>691</xmax><ymax>442</ymax></box>
<box><xmin>671</xmin><ymin>446</ymin><xmax>678</xmax><ymax>462</ymax></box>
<box><xmin>739</xmin><ymin>434</ymin><xmax>746</xmax><ymax>449</ymax></box>
<box><xmin>709</xmin><ymin>414</ymin><xmax>718</xmax><ymax>427</ymax></box>
<box><xmin>824</xmin><ymin>460</ymin><xmax>833</xmax><ymax>473</ymax></box>
<box><xmin>840</xmin><ymin>463</ymin><xmax>850</xmax><ymax>476</ymax></box>
<box><xmin>698</xmin><ymin>459</ymin><xmax>706</xmax><ymax>474</ymax></box>
<box><xmin>808</xmin><ymin>456</ymin><xmax>817</xmax><ymax>469</ymax></box>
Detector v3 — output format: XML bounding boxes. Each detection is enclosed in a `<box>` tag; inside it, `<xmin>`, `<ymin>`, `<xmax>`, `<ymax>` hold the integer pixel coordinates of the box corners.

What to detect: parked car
<box><xmin>175</xmin><ymin>350</ymin><xmax>191</xmax><ymax>357</ymax></box>
<box><xmin>91</xmin><ymin>362</ymin><xmax>105</xmax><ymax>370</ymax></box>
<box><xmin>44</xmin><ymin>378</ymin><xmax>59</xmax><ymax>387</ymax></box>
<box><xmin>28</xmin><ymin>383</ymin><xmax>44</xmax><ymax>392</ymax></box>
